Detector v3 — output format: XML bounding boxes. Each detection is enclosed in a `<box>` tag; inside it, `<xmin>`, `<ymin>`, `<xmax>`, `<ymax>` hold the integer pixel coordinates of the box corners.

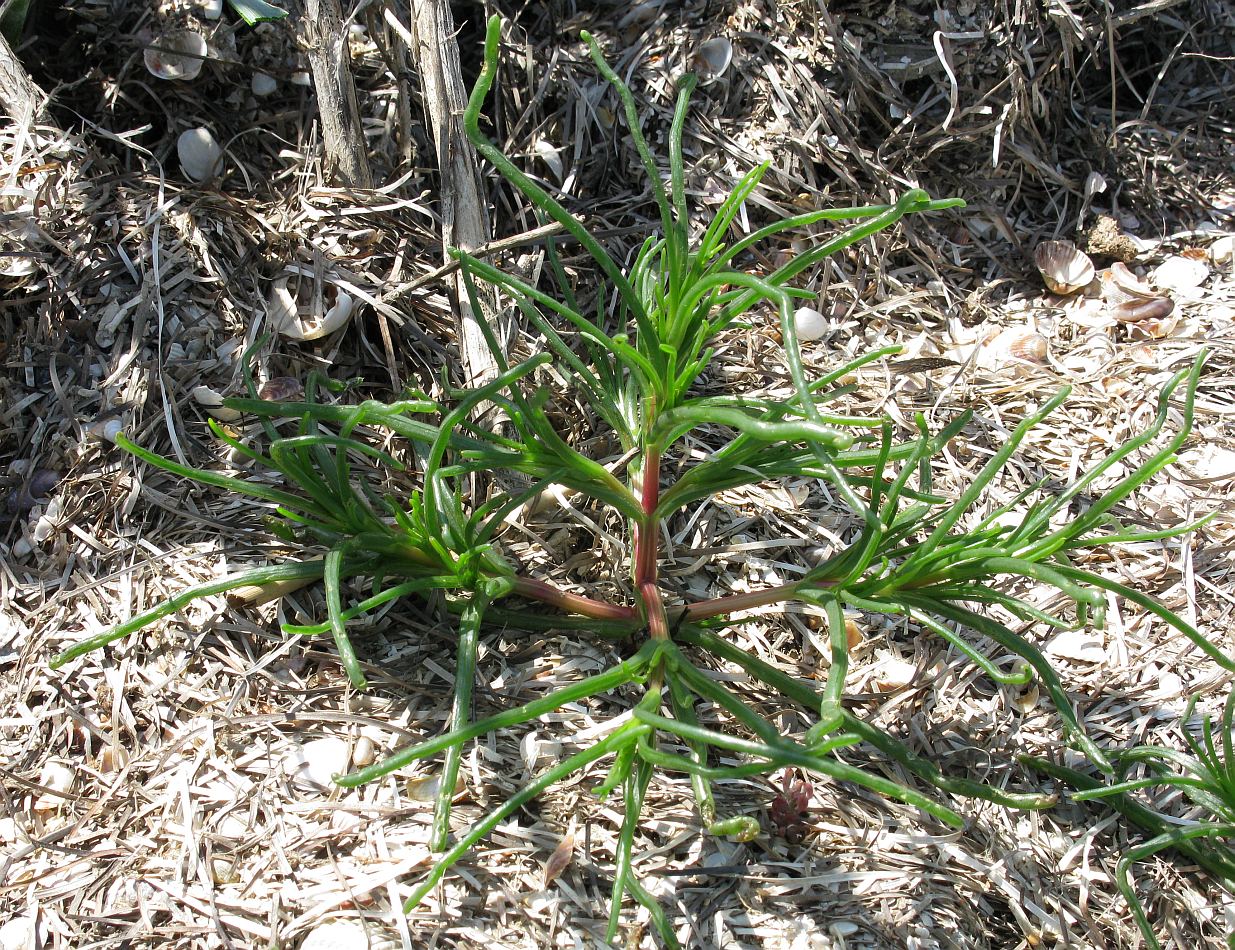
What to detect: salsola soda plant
<box><xmin>53</xmin><ymin>16</ymin><xmax>1235</xmax><ymax>946</ymax></box>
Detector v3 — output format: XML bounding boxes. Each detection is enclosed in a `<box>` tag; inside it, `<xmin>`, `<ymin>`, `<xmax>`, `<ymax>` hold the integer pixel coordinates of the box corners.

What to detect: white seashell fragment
<box><xmin>1035</xmin><ymin>240</ymin><xmax>1095</xmax><ymax>295</ymax></box>
<box><xmin>144</xmin><ymin>31</ymin><xmax>208</xmax><ymax>81</ymax></box>
<box><xmin>1210</xmin><ymin>235</ymin><xmax>1235</xmax><ymax>265</ymax></box>
<box><xmin>251</xmin><ymin>72</ymin><xmax>278</xmax><ymax>97</ymax></box>
<box><xmin>34</xmin><ymin>760</ymin><xmax>74</xmax><ymax>812</ymax></box>
<box><xmin>192</xmin><ymin>385</ymin><xmax>242</xmax><ymax>421</ymax></box>
<box><xmin>268</xmin><ymin>275</ymin><xmax>355</xmax><ymax>341</ymax></box>
<box><xmin>693</xmin><ymin>37</ymin><xmax>733</xmax><ymax>83</ymax></box>
<box><xmin>792</xmin><ymin>306</ymin><xmax>827</xmax><ymax>342</ymax></box>
<box><xmin>300</xmin><ymin>921</ymin><xmax>399</xmax><ymax>950</ymax></box>
<box><xmin>532</xmin><ymin>139</ymin><xmax>563</xmax><ymax>181</ymax></box>
<box><xmin>200</xmin><ymin>0</ymin><xmax>223</xmax><ymax>19</ymax></box>
<box><xmin>1151</xmin><ymin>255</ymin><xmax>1208</xmax><ymax>292</ymax></box>
<box><xmin>1177</xmin><ymin>443</ymin><xmax>1235</xmax><ymax>481</ymax></box>
<box><xmin>284</xmin><ymin>737</ymin><xmax>349</xmax><ymax>792</ymax></box>
<box><xmin>1045</xmin><ymin>628</ymin><xmax>1105</xmax><ymax>663</ymax></box>
<box><xmin>0</xmin><ymin>915</ymin><xmax>45</xmax><ymax>950</ymax></box>
<box><xmin>87</xmin><ymin>416</ymin><xmax>124</xmax><ymax>443</ymax></box>
<box><xmin>976</xmin><ymin>327</ymin><xmax>1048</xmax><ymax>373</ymax></box>
<box><xmin>872</xmin><ymin>657</ymin><xmax>916</xmax><ymax>692</ymax></box>
<box><xmin>178</xmin><ymin>128</ymin><xmax>223</xmax><ymax>182</ymax></box>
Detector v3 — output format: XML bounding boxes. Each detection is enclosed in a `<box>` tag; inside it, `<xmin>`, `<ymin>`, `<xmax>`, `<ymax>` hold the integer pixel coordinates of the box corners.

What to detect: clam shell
<box><xmin>1101</xmin><ymin>263</ymin><xmax>1174</xmax><ymax>324</ymax></box>
<box><xmin>178</xmin><ymin>128</ymin><xmax>223</xmax><ymax>182</ymax></box>
<box><xmin>1035</xmin><ymin>240</ymin><xmax>1095</xmax><ymax>295</ymax></box>
<box><xmin>984</xmin><ymin>327</ymin><xmax>1048</xmax><ymax>363</ymax></box>
<box><xmin>268</xmin><ymin>274</ymin><xmax>355</xmax><ymax>341</ymax></box>
<box><xmin>144</xmin><ymin>31</ymin><xmax>208</xmax><ymax>81</ymax></box>
<box><xmin>1151</xmin><ymin>255</ymin><xmax>1208</xmax><ymax>292</ymax></box>
<box><xmin>192</xmin><ymin>385</ymin><xmax>241</xmax><ymax>421</ymax></box>
<box><xmin>694</xmin><ymin>37</ymin><xmax>733</xmax><ymax>83</ymax></box>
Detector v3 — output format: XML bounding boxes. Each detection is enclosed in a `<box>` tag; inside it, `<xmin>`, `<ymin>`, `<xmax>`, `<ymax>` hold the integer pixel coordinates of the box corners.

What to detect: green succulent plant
<box><xmin>52</xmin><ymin>16</ymin><xmax>1234</xmax><ymax>946</ymax></box>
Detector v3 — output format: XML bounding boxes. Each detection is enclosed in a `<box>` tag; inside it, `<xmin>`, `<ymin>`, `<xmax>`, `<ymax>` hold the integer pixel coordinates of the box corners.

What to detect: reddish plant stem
<box><xmin>512</xmin><ymin>576</ymin><xmax>636</xmax><ymax>621</ymax></box>
<box><xmin>633</xmin><ymin>443</ymin><xmax>661</xmax><ymax>589</ymax></box>
<box><xmin>682</xmin><ymin>580</ymin><xmax>833</xmax><ymax>621</ymax></box>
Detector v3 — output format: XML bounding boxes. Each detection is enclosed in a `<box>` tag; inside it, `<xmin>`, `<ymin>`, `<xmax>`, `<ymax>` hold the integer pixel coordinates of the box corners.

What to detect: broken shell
<box><xmin>251</xmin><ymin>73</ymin><xmax>278</xmax><ymax>97</ymax></box>
<box><xmin>200</xmin><ymin>0</ymin><xmax>223</xmax><ymax>19</ymax></box>
<box><xmin>980</xmin><ymin>327</ymin><xmax>1048</xmax><ymax>366</ymax></box>
<box><xmin>872</xmin><ymin>657</ymin><xmax>916</xmax><ymax>692</ymax></box>
<box><xmin>144</xmin><ymin>31</ymin><xmax>208</xmax><ymax>81</ymax></box>
<box><xmin>1126</xmin><ymin>312</ymin><xmax>1180</xmax><ymax>340</ymax></box>
<box><xmin>284</xmin><ymin>737</ymin><xmax>349</xmax><ymax>792</ymax></box>
<box><xmin>88</xmin><ymin>416</ymin><xmax>124</xmax><ymax>443</ymax></box>
<box><xmin>192</xmin><ymin>385</ymin><xmax>242</xmax><ymax>421</ymax></box>
<box><xmin>178</xmin><ymin>127</ymin><xmax>223</xmax><ymax>182</ymax></box>
<box><xmin>268</xmin><ymin>274</ymin><xmax>355</xmax><ymax>341</ymax></box>
<box><xmin>257</xmin><ymin>376</ymin><xmax>303</xmax><ymax>401</ymax></box>
<box><xmin>1210</xmin><ymin>235</ymin><xmax>1234</xmax><ymax>265</ymax></box>
<box><xmin>1102</xmin><ymin>263</ymin><xmax>1174</xmax><ymax>323</ymax></box>
<box><xmin>792</xmin><ymin>306</ymin><xmax>827</xmax><ymax>342</ymax></box>
<box><xmin>1151</xmin><ymin>255</ymin><xmax>1208</xmax><ymax>292</ymax></box>
<box><xmin>1046</xmin><ymin>628</ymin><xmax>1105</xmax><ymax>663</ymax></box>
<box><xmin>300</xmin><ymin>921</ymin><xmax>400</xmax><ymax>950</ymax></box>
<box><xmin>1035</xmin><ymin>240</ymin><xmax>1095</xmax><ymax>295</ymax></box>
<box><xmin>532</xmin><ymin>139</ymin><xmax>564</xmax><ymax>181</ymax></box>
<box><xmin>693</xmin><ymin>37</ymin><xmax>733</xmax><ymax>83</ymax></box>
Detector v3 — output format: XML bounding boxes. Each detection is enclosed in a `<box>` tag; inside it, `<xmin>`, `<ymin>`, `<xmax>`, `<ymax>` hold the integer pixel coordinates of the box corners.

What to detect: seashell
<box><xmin>0</xmin><ymin>915</ymin><xmax>46</xmax><ymax>950</ymax></box>
<box><xmin>1013</xmin><ymin>683</ymin><xmax>1040</xmax><ymax>713</ymax></box>
<box><xmin>34</xmin><ymin>760</ymin><xmax>74</xmax><ymax>812</ymax></box>
<box><xmin>257</xmin><ymin>376</ymin><xmax>303</xmax><ymax>401</ymax></box>
<box><xmin>268</xmin><ymin>274</ymin><xmax>355</xmax><ymax>341</ymax></box>
<box><xmin>980</xmin><ymin>327</ymin><xmax>1048</xmax><ymax>367</ymax></box>
<box><xmin>200</xmin><ymin>0</ymin><xmax>223</xmax><ymax>18</ymax></box>
<box><xmin>299</xmin><ymin>921</ymin><xmax>400</xmax><ymax>950</ymax></box>
<box><xmin>291</xmin><ymin>71</ymin><xmax>312</xmax><ymax>87</ymax></box>
<box><xmin>1151</xmin><ymin>255</ymin><xmax>1208</xmax><ymax>292</ymax></box>
<box><xmin>1105</xmin><ymin>261</ymin><xmax>1154</xmax><ymax>297</ymax></box>
<box><xmin>693</xmin><ymin>37</ymin><xmax>733</xmax><ymax>83</ymax></box>
<box><xmin>1101</xmin><ymin>263</ymin><xmax>1173</xmax><ymax>324</ymax></box>
<box><xmin>88</xmin><ymin>416</ymin><xmax>124</xmax><ymax>443</ymax></box>
<box><xmin>351</xmin><ymin>735</ymin><xmax>375</xmax><ymax>768</ymax></box>
<box><xmin>251</xmin><ymin>73</ymin><xmax>278</xmax><ymax>97</ymax></box>
<box><xmin>178</xmin><ymin>128</ymin><xmax>223</xmax><ymax>182</ymax></box>
<box><xmin>532</xmin><ymin>139</ymin><xmax>563</xmax><ymax>181</ymax></box>
<box><xmin>284</xmin><ymin>737</ymin><xmax>349</xmax><ymax>792</ymax></box>
<box><xmin>1210</xmin><ymin>235</ymin><xmax>1234</xmax><ymax>265</ymax></box>
<box><xmin>405</xmin><ymin>771</ymin><xmax>466</xmax><ymax>803</ymax></box>
<box><xmin>1045</xmin><ymin>628</ymin><xmax>1105</xmax><ymax>663</ymax></box>
<box><xmin>1126</xmin><ymin>312</ymin><xmax>1180</xmax><ymax>340</ymax></box>
<box><xmin>144</xmin><ymin>31</ymin><xmax>208</xmax><ymax>81</ymax></box>
<box><xmin>192</xmin><ymin>385</ymin><xmax>242</xmax><ymax>421</ymax></box>
<box><xmin>792</xmin><ymin>306</ymin><xmax>827</xmax><ymax>342</ymax></box>
<box><xmin>872</xmin><ymin>656</ymin><xmax>916</xmax><ymax>692</ymax></box>
<box><xmin>1035</xmin><ymin>240</ymin><xmax>1095</xmax><ymax>295</ymax></box>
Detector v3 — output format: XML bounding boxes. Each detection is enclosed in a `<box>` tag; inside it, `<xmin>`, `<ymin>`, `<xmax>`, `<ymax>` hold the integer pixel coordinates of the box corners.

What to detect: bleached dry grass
<box><xmin>3</xmin><ymin>1</ymin><xmax>1235</xmax><ymax>947</ymax></box>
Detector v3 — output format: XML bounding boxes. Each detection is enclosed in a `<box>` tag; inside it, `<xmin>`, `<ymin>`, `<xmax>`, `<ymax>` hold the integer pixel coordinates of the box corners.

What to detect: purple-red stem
<box><xmin>633</xmin><ymin>443</ymin><xmax>661</xmax><ymax>589</ymax></box>
<box><xmin>512</xmin><ymin>576</ymin><xmax>636</xmax><ymax>621</ymax></box>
